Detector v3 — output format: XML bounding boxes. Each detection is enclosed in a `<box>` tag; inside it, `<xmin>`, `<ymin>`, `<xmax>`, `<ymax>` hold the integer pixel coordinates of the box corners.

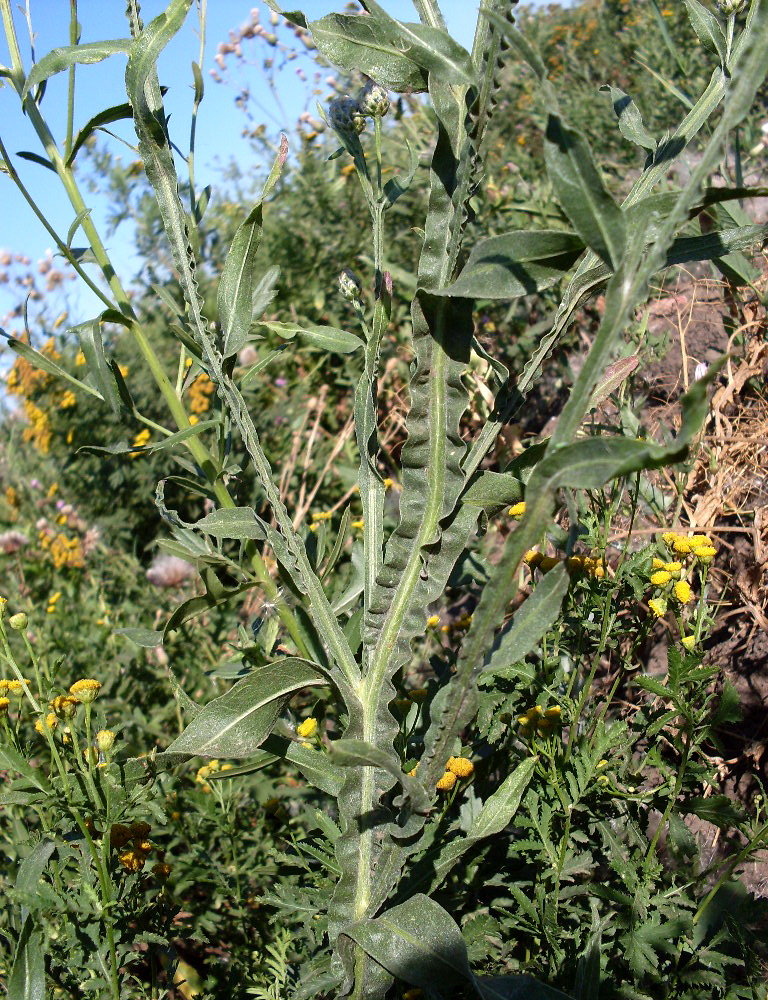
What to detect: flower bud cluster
<box><xmin>713</xmin><ymin>0</ymin><xmax>747</xmax><ymax>14</ymax></box>
<box><xmin>328</xmin><ymin>80</ymin><xmax>390</xmax><ymax>139</ymax></box>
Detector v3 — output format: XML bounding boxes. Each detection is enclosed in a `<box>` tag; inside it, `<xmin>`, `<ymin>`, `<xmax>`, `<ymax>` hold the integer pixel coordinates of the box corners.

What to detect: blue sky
<box><xmin>0</xmin><ymin>1</ymin><xmax>533</xmax><ymax>329</ymax></box>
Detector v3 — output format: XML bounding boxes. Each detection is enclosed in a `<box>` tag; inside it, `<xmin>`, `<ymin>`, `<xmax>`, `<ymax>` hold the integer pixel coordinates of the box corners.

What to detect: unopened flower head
<box><xmin>359</xmin><ymin>81</ymin><xmax>390</xmax><ymax>118</ymax></box>
<box><xmin>69</xmin><ymin>678</ymin><xmax>101</xmax><ymax>704</ymax></box>
<box><xmin>96</xmin><ymin>729</ymin><xmax>116</xmax><ymax>752</ymax></box>
<box><xmin>8</xmin><ymin>612</ymin><xmax>28</xmax><ymax>631</ymax></box>
<box><xmin>338</xmin><ymin>268</ymin><xmax>362</xmax><ymax>302</ymax></box>
<box><xmin>328</xmin><ymin>96</ymin><xmax>365</xmax><ymax>136</ymax></box>
<box><xmin>714</xmin><ymin>0</ymin><xmax>747</xmax><ymax>14</ymax></box>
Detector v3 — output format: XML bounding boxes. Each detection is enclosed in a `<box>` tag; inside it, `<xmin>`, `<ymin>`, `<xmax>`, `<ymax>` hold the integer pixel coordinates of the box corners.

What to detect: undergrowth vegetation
<box><xmin>1</xmin><ymin>1</ymin><xmax>767</xmax><ymax>998</ymax></box>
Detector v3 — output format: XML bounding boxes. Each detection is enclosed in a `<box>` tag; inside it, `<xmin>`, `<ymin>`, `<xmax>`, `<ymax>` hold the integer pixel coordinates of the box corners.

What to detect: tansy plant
<box><xmin>1</xmin><ymin>0</ymin><xmax>768</xmax><ymax>998</ymax></box>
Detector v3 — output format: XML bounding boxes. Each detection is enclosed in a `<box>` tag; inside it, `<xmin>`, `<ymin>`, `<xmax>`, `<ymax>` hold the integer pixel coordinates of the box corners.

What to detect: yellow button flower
<box><xmin>436</xmin><ymin>771</ymin><xmax>457</xmax><ymax>792</ymax></box>
<box><xmin>508</xmin><ymin>502</ymin><xmax>526</xmax><ymax>519</ymax></box>
<box><xmin>297</xmin><ymin>717</ymin><xmax>318</xmax><ymax>739</ymax></box>
<box><xmin>674</xmin><ymin>580</ymin><xmax>693</xmax><ymax>604</ymax></box>
<box><xmin>650</xmin><ymin>570</ymin><xmax>671</xmax><ymax>586</ymax></box>
<box><xmin>446</xmin><ymin>756</ymin><xmax>474</xmax><ymax>778</ymax></box>
<box><xmin>69</xmin><ymin>678</ymin><xmax>101</xmax><ymax>704</ymax></box>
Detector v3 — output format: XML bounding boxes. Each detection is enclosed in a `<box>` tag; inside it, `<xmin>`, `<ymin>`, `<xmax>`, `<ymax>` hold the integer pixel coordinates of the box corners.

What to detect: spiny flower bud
<box><xmin>360</xmin><ymin>81</ymin><xmax>389</xmax><ymax>119</ymax></box>
<box><xmin>328</xmin><ymin>96</ymin><xmax>365</xmax><ymax>136</ymax></box>
<box><xmin>338</xmin><ymin>268</ymin><xmax>362</xmax><ymax>302</ymax></box>
<box><xmin>714</xmin><ymin>0</ymin><xmax>747</xmax><ymax>14</ymax></box>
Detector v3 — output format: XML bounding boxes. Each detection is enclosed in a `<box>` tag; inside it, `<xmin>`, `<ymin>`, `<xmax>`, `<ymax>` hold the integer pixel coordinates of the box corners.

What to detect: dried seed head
<box><xmin>328</xmin><ymin>96</ymin><xmax>365</xmax><ymax>136</ymax></box>
<box><xmin>359</xmin><ymin>81</ymin><xmax>389</xmax><ymax>118</ymax></box>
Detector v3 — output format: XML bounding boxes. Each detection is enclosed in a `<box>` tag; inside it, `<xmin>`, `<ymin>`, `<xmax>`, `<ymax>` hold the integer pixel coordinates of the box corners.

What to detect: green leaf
<box><xmin>0</xmin><ymin>748</ymin><xmax>50</xmax><ymax>793</ymax></box>
<box><xmin>218</xmin><ymin>136</ymin><xmax>287</xmax><ymax>358</ymax></box>
<box><xmin>16</xmin><ymin>841</ymin><xmax>55</xmax><ymax>925</ymax></box>
<box><xmin>329</xmin><ymin>738</ymin><xmax>429</xmax><ymax>813</ymax></box>
<box><xmin>435</xmin><ymin>230</ymin><xmax>585</xmax><ymax>300</ymax></box>
<box><xmin>682</xmin><ymin>0</ymin><xmax>727</xmax><ymax>63</ymax></box>
<box><xmin>600</xmin><ymin>85</ymin><xmax>656</xmax><ymax>151</ymax></box>
<box><xmin>343</xmin><ymin>894</ymin><xmax>474</xmax><ymax>994</ymax></box>
<box><xmin>426</xmin><ymin>757</ymin><xmax>537</xmax><ymax>892</ymax></box>
<box><xmin>544</xmin><ymin>115</ymin><xmax>626</xmax><ymax>270</ymax></box>
<box><xmin>461</xmin><ymin>470</ymin><xmax>525</xmax><ymax>509</ymax></box>
<box><xmin>710</xmin><ymin>678</ymin><xmax>742</xmax><ymax>727</ymax></box>
<box><xmin>261</xmin><ymin>320</ymin><xmax>363</xmax><ymax>354</ymax></box>
<box><xmin>3</xmin><ymin>336</ymin><xmax>101</xmax><ymax>401</ymax></box>
<box><xmin>75</xmin><ymin>318</ymin><xmax>123</xmax><ymax>415</ymax></box>
<box><xmin>483</xmin><ymin>564</ymin><xmax>569</xmax><ymax>672</ymax></box>
<box><xmin>15</xmin><ymin>151</ymin><xmax>55</xmax><ymax>172</ymax></box>
<box><xmin>666</xmin><ymin>223</ymin><xmax>768</xmax><ymax>268</ymax></box>
<box><xmin>66</xmin><ymin>102</ymin><xmax>134</xmax><ymax>166</ymax></box>
<box><xmin>355</xmin><ymin>0</ymin><xmax>475</xmax><ymax>85</ymax></box>
<box><xmin>166</xmin><ymin>658</ymin><xmax>326</xmax><ymax>757</ymax></box>
<box><xmin>113</xmin><ymin>628</ymin><xmax>164</xmax><ymax>648</ymax></box>
<box><xmin>7</xmin><ymin>918</ymin><xmax>45</xmax><ymax>1000</ymax></box>
<box><xmin>590</xmin><ymin>354</ymin><xmax>639</xmax><ymax>407</ymax></box>
<box><xmin>192</xmin><ymin>507</ymin><xmax>268</xmax><ymax>541</ymax></box>
<box><xmin>22</xmin><ymin>39</ymin><xmax>131</xmax><ymax>101</ymax></box>
<box><xmin>309</xmin><ymin>11</ymin><xmax>427</xmax><ymax>92</ymax></box>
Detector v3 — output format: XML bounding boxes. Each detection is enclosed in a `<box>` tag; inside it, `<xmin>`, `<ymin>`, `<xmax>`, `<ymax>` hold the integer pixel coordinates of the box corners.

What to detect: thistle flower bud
<box><xmin>328</xmin><ymin>96</ymin><xmax>365</xmax><ymax>136</ymax></box>
<box><xmin>338</xmin><ymin>268</ymin><xmax>362</xmax><ymax>302</ymax></box>
<box><xmin>714</xmin><ymin>0</ymin><xmax>747</xmax><ymax>13</ymax></box>
<box><xmin>360</xmin><ymin>81</ymin><xmax>390</xmax><ymax>119</ymax></box>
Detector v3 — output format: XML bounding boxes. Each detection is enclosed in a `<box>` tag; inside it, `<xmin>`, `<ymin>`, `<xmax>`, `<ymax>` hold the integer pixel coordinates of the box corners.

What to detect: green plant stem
<box><xmin>0</xmin><ymin>0</ymin><xmax>308</xmax><ymax>656</ymax></box>
<box><xmin>65</xmin><ymin>0</ymin><xmax>77</xmax><ymax>155</ymax></box>
<box><xmin>645</xmin><ymin>734</ymin><xmax>691</xmax><ymax>869</ymax></box>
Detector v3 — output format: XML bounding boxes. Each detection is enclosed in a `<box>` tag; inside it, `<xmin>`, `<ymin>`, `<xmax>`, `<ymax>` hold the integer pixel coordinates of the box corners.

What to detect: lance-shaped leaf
<box><xmin>682</xmin><ymin>0</ymin><xmax>726</xmax><ymax>63</ymax></box>
<box><xmin>66</xmin><ymin>102</ymin><xmax>134</xmax><ymax>166</ymax></box>
<box><xmin>344</xmin><ymin>894</ymin><xmax>474</xmax><ymax>994</ymax></box>
<box><xmin>7</xmin><ymin>918</ymin><xmax>45</xmax><ymax>1000</ymax></box>
<box><xmin>483</xmin><ymin>563</ymin><xmax>570</xmax><ymax>673</ymax></box>
<box><xmin>329</xmin><ymin>739</ymin><xmax>430</xmax><ymax>813</ymax></box>
<box><xmin>114</xmin><ymin>628</ymin><xmax>164</xmax><ymax>648</ymax></box>
<box><xmin>600</xmin><ymin>85</ymin><xmax>656</xmax><ymax>151</ymax></box>
<box><xmin>21</xmin><ymin>39</ymin><xmax>131</xmax><ymax>101</ymax></box>
<box><xmin>2</xmin><ymin>335</ymin><xmax>102</xmax><ymax>402</ymax></box>
<box><xmin>0</xmin><ymin>748</ymin><xmax>51</xmax><ymax>793</ymax></box>
<box><xmin>544</xmin><ymin>115</ymin><xmax>626</xmax><ymax>270</ymax></box>
<box><xmin>420</xmin><ymin>757</ymin><xmax>537</xmax><ymax>894</ymax></box>
<box><xmin>16</xmin><ymin>841</ymin><xmax>56</xmax><ymax>926</ymax></box>
<box><xmin>261</xmin><ymin>320</ymin><xmax>363</xmax><ymax>354</ymax></box>
<box><xmin>192</xmin><ymin>507</ymin><xmax>268</xmax><ymax>541</ymax></box>
<box><xmin>434</xmin><ymin>230</ymin><xmax>585</xmax><ymax>300</ymax></box>
<box><xmin>75</xmin><ymin>318</ymin><xmax>124</xmax><ymax>415</ymax></box>
<box><xmin>309</xmin><ymin>4</ymin><xmax>473</xmax><ymax>93</ymax></box>
<box><xmin>218</xmin><ymin>136</ymin><xmax>287</xmax><ymax>358</ymax></box>
<box><xmin>309</xmin><ymin>11</ymin><xmax>426</xmax><ymax>92</ymax></box>
<box><xmin>167</xmin><ymin>658</ymin><xmax>326</xmax><ymax>757</ymax></box>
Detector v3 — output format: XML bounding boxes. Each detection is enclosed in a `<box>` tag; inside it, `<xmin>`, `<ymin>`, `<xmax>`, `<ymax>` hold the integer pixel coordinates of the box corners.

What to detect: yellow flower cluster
<box><xmin>110</xmin><ymin>820</ymin><xmax>168</xmax><ymax>876</ymax></box>
<box><xmin>195</xmin><ymin>758</ymin><xmax>233</xmax><ymax>793</ymax></box>
<box><xmin>39</xmin><ymin>531</ymin><xmax>85</xmax><ymax>569</ymax></box>
<box><xmin>441</xmin><ymin>613</ymin><xmax>473</xmax><ymax>634</ymax></box>
<box><xmin>187</xmin><ymin>373</ymin><xmax>216</xmax><ymax>414</ymax></box>
<box><xmin>22</xmin><ymin>399</ymin><xmax>51</xmax><ymax>454</ymax></box>
<box><xmin>435</xmin><ymin>756</ymin><xmax>475</xmax><ymax>792</ymax></box>
<box><xmin>525</xmin><ymin>551</ymin><xmax>605</xmax><ymax>579</ymax></box>
<box><xmin>0</xmin><ymin>678</ymin><xmax>31</xmax><ymax>696</ymax></box>
<box><xmin>59</xmin><ymin>390</ymin><xmax>77</xmax><ymax>409</ymax></box>
<box><xmin>46</xmin><ymin>591</ymin><xmax>61</xmax><ymax>614</ymax></box>
<box><xmin>518</xmin><ymin>704</ymin><xmax>562</xmax><ymax>738</ymax></box>
<box><xmin>661</xmin><ymin>531</ymin><xmax>716</xmax><ymax>562</ymax></box>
